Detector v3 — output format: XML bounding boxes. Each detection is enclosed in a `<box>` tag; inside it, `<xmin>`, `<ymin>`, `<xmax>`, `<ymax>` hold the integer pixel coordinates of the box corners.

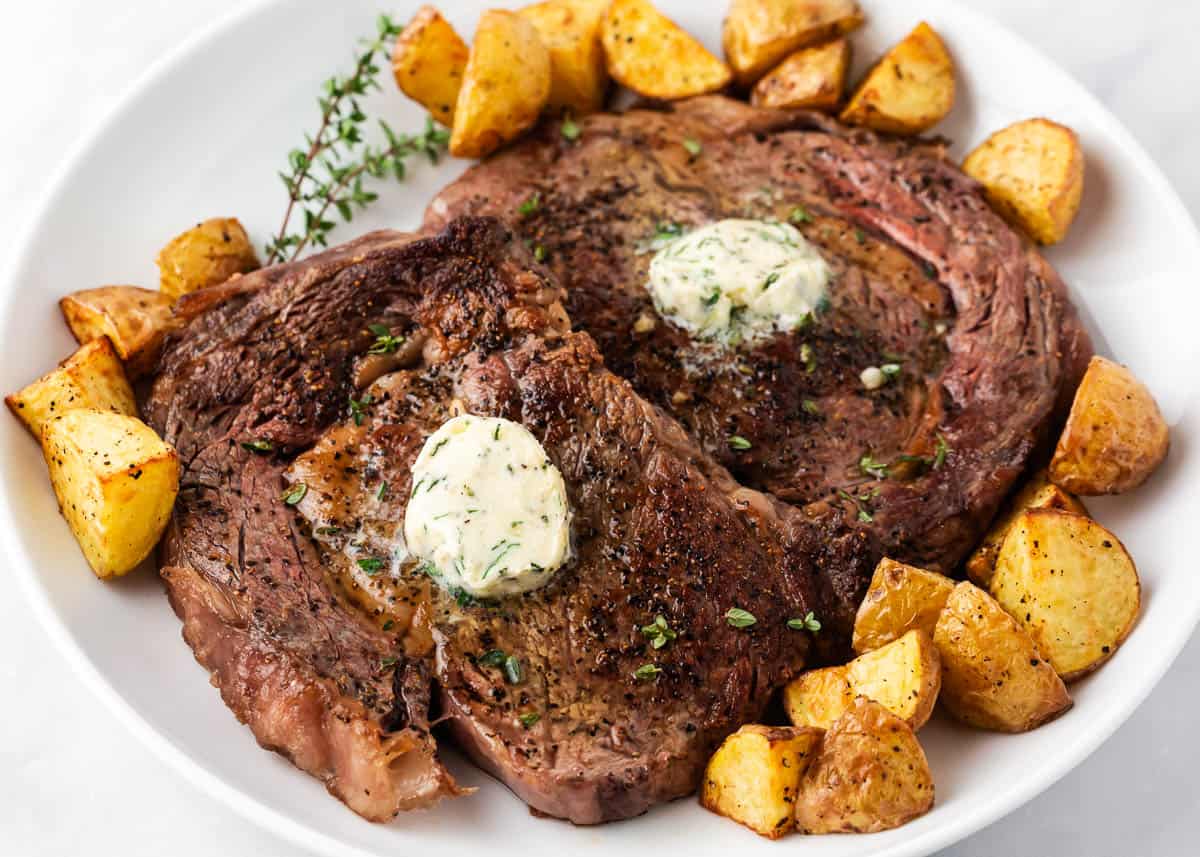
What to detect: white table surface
<box><xmin>2</xmin><ymin>1</ymin><xmax>1198</xmax><ymax>854</ymax></box>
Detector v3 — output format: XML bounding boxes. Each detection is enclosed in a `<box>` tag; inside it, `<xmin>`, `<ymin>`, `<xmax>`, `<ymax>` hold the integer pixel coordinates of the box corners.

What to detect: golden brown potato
<box><xmin>59</xmin><ymin>286</ymin><xmax>178</xmax><ymax>380</ymax></box>
<box><xmin>840</xmin><ymin>21</ymin><xmax>954</xmax><ymax>135</ymax></box>
<box><xmin>601</xmin><ymin>0</ymin><xmax>732</xmax><ymax>99</ymax></box>
<box><xmin>723</xmin><ymin>0</ymin><xmax>863</xmax><ymax>87</ymax></box>
<box><xmin>966</xmin><ymin>470</ymin><xmax>1087</xmax><ymax>589</ymax></box>
<box><xmin>1049</xmin><ymin>356</ymin><xmax>1169</xmax><ymax>495</ymax></box>
<box><xmin>785</xmin><ymin>630</ymin><xmax>940</xmax><ymax>731</ymax></box>
<box><xmin>521</xmin><ymin>0</ymin><xmax>610</xmax><ymax>116</ymax></box>
<box><xmin>450</xmin><ymin>10</ymin><xmax>551</xmax><ymax>159</ymax></box>
<box><xmin>794</xmin><ymin>698</ymin><xmax>934</xmax><ymax>834</ymax></box>
<box><xmin>962</xmin><ymin>118</ymin><xmax>1084</xmax><ymax>245</ymax></box>
<box><xmin>6</xmin><ymin>339</ymin><xmax>136</xmax><ymax>439</ymax></box>
<box><xmin>751</xmin><ymin>38</ymin><xmax>849</xmax><ymax>111</ymax></box>
<box><xmin>156</xmin><ymin>217</ymin><xmax>260</xmax><ymax>301</ymax></box>
<box><xmin>701</xmin><ymin>724</ymin><xmax>823</xmax><ymax>838</ymax></box>
<box><xmin>991</xmin><ymin>509</ymin><xmax>1140</xmax><ymax>681</ymax></box>
<box><xmin>391</xmin><ymin>5</ymin><xmax>469</xmax><ymax>127</ymax></box>
<box><xmin>852</xmin><ymin>557</ymin><xmax>955</xmax><ymax>654</ymax></box>
<box><xmin>934</xmin><ymin>582</ymin><xmax>1072</xmax><ymax>732</ymax></box>
<box><xmin>42</xmin><ymin>409</ymin><xmax>179</xmax><ymax>579</ymax></box>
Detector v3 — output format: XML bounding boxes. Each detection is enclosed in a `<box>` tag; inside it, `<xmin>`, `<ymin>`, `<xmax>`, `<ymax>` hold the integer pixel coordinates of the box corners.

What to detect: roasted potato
<box><xmin>785</xmin><ymin>630</ymin><xmax>940</xmax><ymax>730</ymax></box>
<box><xmin>59</xmin><ymin>286</ymin><xmax>177</xmax><ymax>380</ymax></box>
<box><xmin>840</xmin><ymin>21</ymin><xmax>954</xmax><ymax>135</ymax></box>
<box><xmin>852</xmin><ymin>557</ymin><xmax>954</xmax><ymax>654</ymax></box>
<box><xmin>793</xmin><ymin>698</ymin><xmax>934</xmax><ymax>834</ymax></box>
<box><xmin>701</xmin><ymin>724</ymin><xmax>823</xmax><ymax>838</ymax></box>
<box><xmin>1049</xmin><ymin>356</ymin><xmax>1169</xmax><ymax>495</ymax></box>
<box><xmin>962</xmin><ymin>118</ymin><xmax>1084</xmax><ymax>245</ymax></box>
<box><xmin>450</xmin><ymin>10</ymin><xmax>551</xmax><ymax>159</ymax></box>
<box><xmin>751</xmin><ymin>38</ymin><xmax>849</xmax><ymax>111</ymax></box>
<box><xmin>601</xmin><ymin>0</ymin><xmax>732</xmax><ymax>99</ymax></box>
<box><xmin>521</xmin><ymin>0</ymin><xmax>610</xmax><ymax>116</ymax></box>
<box><xmin>6</xmin><ymin>339</ymin><xmax>137</xmax><ymax>439</ymax></box>
<box><xmin>991</xmin><ymin>509</ymin><xmax>1140</xmax><ymax>681</ymax></box>
<box><xmin>934</xmin><ymin>582</ymin><xmax>1072</xmax><ymax>732</ymax></box>
<box><xmin>966</xmin><ymin>469</ymin><xmax>1087</xmax><ymax>589</ymax></box>
<box><xmin>723</xmin><ymin>0</ymin><xmax>863</xmax><ymax>87</ymax></box>
<box><xmin>42</xmin><ymin>409</ymin><xmax>179</xmax><ymax>579</ymax></box>
<box><xmin>156</xmin><ymin>217</ymin><xmax>260</xmax><ymax>301</ymax></box>
<box><xmin>391</xmin><ymin>5</ymin><xmax>470</xmax><ymax>127</ymax></box>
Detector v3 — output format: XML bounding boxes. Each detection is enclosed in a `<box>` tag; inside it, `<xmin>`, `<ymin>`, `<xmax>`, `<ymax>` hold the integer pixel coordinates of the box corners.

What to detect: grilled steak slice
<box><xmin>146</xmin><ymin>218</ymin><xmax>857</xmax><ymax>825</ymax></box>
<box><xmin>427</xmin><ymin>96</ymin><xmax>1092</xmax><ymax>586</ymax></box>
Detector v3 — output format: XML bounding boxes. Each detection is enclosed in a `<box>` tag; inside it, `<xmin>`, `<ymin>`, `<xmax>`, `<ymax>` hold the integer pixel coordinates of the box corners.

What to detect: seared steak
<box><xmin>427</xmin><ymin>96</ymin><xmax>1092</xmax><ymax>586</ymax></box>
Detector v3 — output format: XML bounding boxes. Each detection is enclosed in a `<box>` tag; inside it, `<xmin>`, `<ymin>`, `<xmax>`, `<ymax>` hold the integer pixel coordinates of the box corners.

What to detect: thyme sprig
<box><xmin>265</xmin><ymin>14</ymin><xmax>450</xmax><ymax>263</ymax></box>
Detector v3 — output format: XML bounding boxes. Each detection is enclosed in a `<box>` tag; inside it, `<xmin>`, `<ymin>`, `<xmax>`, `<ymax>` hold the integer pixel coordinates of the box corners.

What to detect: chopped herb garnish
<box><xmin>762</xmin><ymin>271</ymin><xmax>781</xmax><ymax>291</ymax></box>
<box><xmin>802</xmin><ymin>399</ymin><xmax>821</xmax><ymax>416</ymax></box>
<box><xmin>923</xmin><ymin>261</ymin><xmax>938</xmax><ymax>279</ymax></box>
<box><xmin>482</xmin><ymin>540</ymin><xmax>521</xmax><ymax>580</ymax></box>
<box><xmin>348</xmin><ymin>393</ymin><xmax>374</xmax><ymax>426</ymax></box>
<box><xmin>838</xmin><ymin>488</ymin><xmax>874</xmax><ymax>523</ymax></box>
<box><xmin>241</xmin><ymin>439</ymin><xmax>274</xmax><ymax>454</ymax></box>
<box><xmin>357</xmin><ymin>556</ymin><xmax>385</xmax><ymax>575</ymax></box>
<box><xmin>518</xmin><ymin>712</ymin><xmax>541</xmax><ymax>728</ymax></box>
<box><xmin>429</xmin><ymin>437</ymin><xmax>450</xmax><ymax>458</ymax></box>
<box><xmin>800</xmin><ymin>343</ymin><xmax>817</xmax><ymax>373</ymax></box>
<box><xmin>933</xmin><ymin>433</ymin><xmax>950</xmax><ymax>470</ymax></box>
<box><xmin>382</xmin><ymin>619</ymin><xmax>395</xmax><ymax>631</ymax></box>
<box><xmin>702</xmin><ymin>289</ymin><xmax>722</xmax><ymax>307</ymax></box>
<box><xmin>493</xmin><ymin>423</ymin><xmax>502</xmax><ymax>441</ymax></box>
<box><xmin>376</xmin><ymin>481</ymin><xmax>388</xmax><ymax>501</ymax></box>
<box><xmin>880</xmin><ymin>363</ymin><xmax>902</xmax><ymax>379</ymax></box>
<box><xmin>561</xmin><ymin>115</ymin><xmax>581</xmax><ymax>141</ymax></box>
<box><xmin>517</xmin><ymin>192</ymin><xmax>540</xmax><ymax>217</ymax></box>
<box><xmin>366</xmin><ymin>323</ymin><xmax>404</xmax><ymax>354</ymax></box>
<box><xmin>725</xmin><ymin>607</ymin><xmax>757</xmax><ymax>629</ymax></box>
<box><xmin>379</xmin><ymin>656</ymin><xmax>398</xmax><ymax>671</ymax></box>
<box><xmin>634</xmin><ymin>663</ymin><xmax>662</xmax><ymax>682</ymax></box>
<box><xmin>282</xmin><ymin>482</ymin><xmax>308</xmax><ymax>505</ymax></box>
<box><xmin>478</xmin><ymin>649</ymin><xmax>507</xmax><ymax>668</ymax></box>
<box><xmin>854</xmin><ymin>228</ymin><xmax>866</xmax><ymax>244</ymax></box>
<box><xmin>640</xmin><ymin>614</ymin><xmax>678</xmax><ymax>650</ymax></box>
<box><xmin>683</xmin><ymin>137</ymin><xmax>702</xmax><ymax>156</ymax></box>
<box><xmin>787</xmin><ymin>612</ymin><xmax>822</xmax><ymax>633</ymax></box>
<box><xmin>533</xmin><ymin>244</ymin><xmax>548</xmax><ymax>263</ymax></box>
<box><xmin>503</xmin><ymin>654</ymin><xmax>523</xmax><ymax>685</ymax></box>
<box><xmin>789</xmin><ymin>206</ymin><xmax>813</xmax><ymax>225</ymax></box>
<box><xmin>859</xmin><ymin>454</ymin><xmax>889</xmax><ymax>480</ymax></box>
<box><xmin>728</xmin><ymin>435</ymin><xmax>752</xmax><ymax>451</ymax></box>
<box><xmin>654</xmin><ymin>221</ymin><xmax>683</xmax><ymax>242</ymax></box>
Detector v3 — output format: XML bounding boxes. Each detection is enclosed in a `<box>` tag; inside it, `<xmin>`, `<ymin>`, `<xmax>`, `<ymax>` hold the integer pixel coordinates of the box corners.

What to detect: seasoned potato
<box><xmin>391</xmin><ymin>5</ymin><xmax>469</xmax><ymax>127</ymax></box>
<box><xmin>42</xmin><ymin>409</ymin><xmax>179</xmax><ymax>579</ymax></box>
<box><xmin>450</xmin><ymin>11</ymin><xmax>551</xmax><ymax>159</ymax></box>
<box><xmin>962</xmin><ymin>118</ymin><xmax>1084</xmax><ymax>245</ymax></box>
<box><xmin>991</xmin><ymin>509</ymin><xmax>1140</xmax><ymax>681</ymax></box>
<box><xmin>59</xmin><ymin>286</ymin><xmax>177</xmax><ymax>380</ymax></box>
<box><xmin>1049</xmin><ymin>356</ymin><xmax>1169</xmax><ymax>495</ymax></box>
<box><xmin>601</xmin><ymin>0</ymin><xmax>732</xmax><ymax>99</ymax></box>
<box><xmin>793</xmin><ymin>698</ymin><xmax>934</xmax><ymax>834</ymax></box>
<box><xmin>852</xmin><ymin>557</ymin><xmax>954</xmax><ymax>653</ymax></box>
<box><xmin>521</xmin><ymin>0</ymin><xmax>610</xmax><ymax>116</ymax></box>
<box><xmin>6</xmin><ymin>339</ymin><xmax>136</xmax><ymax>439</ymax></box>
<box><xmin>966</xmin><ymin>469</ymin><xmax>1087</xmax><ymax>589</ymax></box>
<box><xmin>701</xmin><ymin>724</ymin><xmax>822</xmax><ymax>838</ymax></box>
<box><xmin>751</xmin><ymin>38</ymin><xmax>849</xmax><ymax>111</ymax></box>
<box><xmin>156</xmin><ymin>217</ymin><xmax>260</xmax><ymax>301</ymax></box>
<box><xmin>723</xmin><ymin>0</ymin><xmax>863</xmax><ymax>87</ymax></box>
<box><xmin>785</xmin><ymin>630</ymin><xmax>940</xmax><ymax>730</ymax></box>
<box><xmin>840</xmin><ymin>21</ymin><xmax>954</xmax><ymax>135</ymax></box>
<box><xmin>934</xmin><ymin>582</ymin><xmax>1072</xmax><ymax>732</ymax></box>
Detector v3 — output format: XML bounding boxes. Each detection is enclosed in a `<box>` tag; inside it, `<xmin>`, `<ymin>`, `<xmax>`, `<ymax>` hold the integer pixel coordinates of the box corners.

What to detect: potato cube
<box><xmin>852</xmin><ymin>557</ymin><xmax>954</xmax><ymax>653</ymax></box>
<box><xmin>156</xmin><ymin>217</ymin><xmax>260</xmax><ymax>300</ymax></box>
<box><xmin>840</xmin><ymin>21</ymin><xmax>955</xmax><ymax>135</ymax></box>
<box><xmin>601</xmin><ymin>0</ymin><xmax>732</xmax><ymax>100</ymax></box>
<box><xmin>59</xmin><ymin>285</ymin><xmax>177</xmax><ymax>380</ymax></box>
<box><xmin>751</xmin><ymin>38</ymin><xmax>849</xmax><ymax>111</ymax></box>
<box><xmin>521</xmin><ymin>0</ymin><xmax>610</xmax><ymax>116</ymax></box>
<box><xmin>392</xmin><ymin>6</ymin><xmax>469</xmax><ymax>127</ymax></box>
<box><xmin>6</xmin><ymin>338</ymin><xmax>136</xmax><ymax>439</ymax></box>
<box><xmin>723</xmin><ymin>0</ymin><xmax>863</xmax><ymax>87</ymax></box>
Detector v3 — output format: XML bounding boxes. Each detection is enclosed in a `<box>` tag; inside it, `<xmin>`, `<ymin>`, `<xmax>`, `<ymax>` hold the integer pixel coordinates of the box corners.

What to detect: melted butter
<box><xmin>403</xmin><ymin>415</ymin><xmax>571</xmax><ymax>599</ymax></box>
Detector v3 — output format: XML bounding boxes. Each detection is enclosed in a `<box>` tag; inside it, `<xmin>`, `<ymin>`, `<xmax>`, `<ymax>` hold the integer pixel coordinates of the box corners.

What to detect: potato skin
<box><xmin>751</xmin><ymin>38</ymin><xmax>849</xmax><ymax>111</ymax></box>
<box><xmin>450</xmin><ymin>11</ymin><xmax>551</xmax><ymax>159</ymax></box>
<box><xmin>156</xmin><ymin>217</ymin><xmax>260</xmax><ymax>301</ymax></box>
<box><xmin>701</xmin><ymin>724</ymin><xmax>822</xmax><ymax>838</ymax></box>
<box><xmin>991</xmin><ymin>509</ymin><xmax>1140</xmax><ymax>681</ymax></box>
<box><xmin>521</xmin><ymin>0</ymin><xmax>610</xmax><ymax>116</ymax></box>
<box><xmin>934</xmin><ymin>582</ymin><xmax>1072</xmax><ymax>732</ymax></box>
<box><xmin>723</xmin><ymin>0</ymin><xmax>863</xmax><ymax>87</ymax></box>
<box><xmin>840</xmin><ymin>21</ymin><xmax>954</xmax><ymax>135</ymax></box>
<box><xmin>601</xmin><ymin>0</ymin><xmax>732</xmax><ymax>99</ymax></box>
<box><xmin>59</xmin><ymin>286</ymin><xmax>178</xmax><ymax>380</ymax></box>
<box><xmin>793</xmin><ymin>698</ymin><xmax>934</xmax><ymax>834</ymax></box>
<box><xmin>6</xmin><ymin>338</ymin><xmax>136</xmax><ymax>439</ymax></box>
<box><xmin>852</xmin><ymin>557</ymin><xmax>954</xmax><ymax>654</ymax></box>
<box><xmin>391</xmin><ymin>5</ymin><xmax>469</xmax><ymax>127</ymax></box>
<box><xmin>1049</xmin><ymin>356</ymin><xmax>1169</xmax><ymax>495</ymax></box>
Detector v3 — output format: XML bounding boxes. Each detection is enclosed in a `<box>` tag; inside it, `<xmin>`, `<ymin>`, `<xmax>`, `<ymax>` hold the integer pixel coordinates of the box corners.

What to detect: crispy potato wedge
<box><xmin>723</xmin><ymin>0</ymin><xmax>863</xmax><ymax>87</ymax></box>
<box><xmin>1049</xmin><ymin>356</ymin><xmax>1169</xmax><ymax>495</ymax></box>
<box><xmin>966</xmin><ymin>469</ymin><xmax>1087</xmax><ymax>589</ymax></box>
<box><xmin>852</xmin><ymin>557</ymin><xmax>955</xmax><ymax>654</ymax></box>
<box><xmin>6</xmin><ymin>339</ymin><xmax>136</xmax><ymax>439</ymax></box>
<box><xmin>785</xmin><ymin>630</ymin><xmax>940</xmax><ymax>730</ymax></box>
<box><xmin>601</xmin><ymin>0</ymin><xmax>732</xmax><ymax>99</ymax></box>
<box><xmin>751</xmin><ymin>37</ymin><xmax>849</xmax><ymax>111</ymax></box>
<box><xmin>991</xmin><ymin>509</ymin><xmax>1140</xmax><ymax>681</ymax></box>
<box><xmin>701</xmin><ymin>724</ymin><xmax>823</xmax><ymax>838</ymax></box>
<box><xmin>521</xmin><ymin>0</ymin><xmax>610</xmax><ymax>116</ymax></box>
<box><xmin>59</xmin><ymin>286</ymin><xmax>177</xmax><ymax>380</ymax></box>
<box><xmin>962</xmin><ymin>118</ymin><xmax>1084</xmax><ymax>245</ymax></box>
<box><xmin>42</xmin><ymin>409</ymin><xmax>179</xmax><ymax>579</ymax></box>
<box><xmin>156</xmin><ymin>217</ymin><xmax>260</xmax><ymax>301</ymax></box>
<box><xmin>934</xmin><ymin>582</ymin><xmax>1072</xmax><ymax>732</ymax></box>
<box><xmin>794</xmin><ymin>698</ymin><xmax>934</xmax><ymax>834</ymax></box>
<box><xmin>840</xmin><ymin>21</ymin><xmax>954</xmax><ymax>135</ymax></box>
<box><xmin>391</xmin><ymin>5</ymin><xmax>469</xmax><ymax>127</ymax></box>
<box><xmin>450</xmin><ymin>10</ymin><xmax>551</xmax><ymax>159</ymax></box>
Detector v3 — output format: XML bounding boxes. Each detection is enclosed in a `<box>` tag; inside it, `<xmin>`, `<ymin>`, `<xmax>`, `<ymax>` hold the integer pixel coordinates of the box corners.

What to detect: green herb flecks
<box><xmin>348</xmin><ymin>393</ymin><xmax>374</xmax><ymax>426</ymax></box>
<box><xmin>367</xmin><ymin>323</ymin><xmax>404</xmax><ymax>354</ymax></box>
<box><xmin>241</xmin><ymin>439</ymin><xmax>274</xmax><ymax>454</ymax></box>
<box><xmin>634</xmin><ymin>663</ymin><xmax>663</xmax><ymax>682</ymax></box>
<box><xmin>482</xmin><ymin>540</ymin><xmax>521</xmax><ymax>580</ymax></box>
<box><xmin>379</xmin><ymin>655</ymin><xmax>398</xmax><ymax>671</ymax></box>
<box><xmin>357</xmin><ymin>556</ymin><xmax>385</xmax><ymax>575</ymax></box>
<box><xmin>787</xmin><ymin>612</ymin><xmax>822</xmax><ymax>633</ymax></box>
<box><xmin>533</xmin><ymin>244</ymin><xmax>548</xmax><ymax>263</ymax></box>
<box><xmin>800</xmin><ymin>343</ymin><xmax>817</xmax><ymax>374</ymax></box>
<box><xmin>838</xmin><ymin>488</ymin><xmax>875</xmax><ymax>523</ymax></box>
<box><xmin>478</xmin><ymin>649</ymin><xmax>508</xmax><ymax>668</ymax></box>
<box><xmin>282</xmin><ymin>482</ymin><xmax>308</xmax><ymax>505</ymax></box>
<box><xmin>683</xmin><ymin>137</ymin><xmax>702</xmax><ymax>156</ymax></box>
<box><xmin>518</xmin><ymin>712</ymin><xmax>541</xmax><ymax>728</ymax></box>
<box><xmin>853</xmin><ymin>228</ymin><xmax>866</xmax><ymax>245</ymax></box>
<box><xmin>561</xmin><ymin>115</ymin><xmax>581</xmax><ymax>141</ymax></box>
<box><xmin>789</xmin><ymin>206</ymin><xmax>813</xmax><ymax>225</ymax></box>
<box><xmin>376</xmin><ymin>481</ymin><xmax>388</xmax><ymax>501</ymax></box>
<box><xmin>725</xmin><ymin>607</ymin><xmax>757</xmax><ymax>629</ymax></box>
<box><xmin>728</xmin><ymin>435</ymin><xmax>753</xmax><ymax>451</ymax></box>
<box><xmin>859</xmin><ymin>454</ymin><xmax>890</xmax><ymax>480</ymax></box>
<box><xmin>517</xmin><ymin>192</ymin><xmax>540</xmax><ymax>217</ymax></box>
<box><xmin>933</xmin><ymin>434</ymin><xmax>950</xmax><ymax>469</ymax></box>
<box><xmin>640</xmin><ymin>614</ymin><xmax>679</xmax><ymax>650</ymax></box>
<box><xmin>503</xmin><ymin>654</ymin><xmax>523</xmax><ymax>685</ymax></box>
<box><xmin>802</xmin><ymin>399</ymin><xmax>821</xmax><ymax>416</ymax></box>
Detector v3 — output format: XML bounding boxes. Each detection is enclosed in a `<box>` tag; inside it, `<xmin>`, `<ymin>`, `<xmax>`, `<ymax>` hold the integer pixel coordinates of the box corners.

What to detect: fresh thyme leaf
<box><xmin>702</xmin><ymin>289</ymin><xmax>722</xmax><ymax>307</ymax></box>
<box><xmin>853</xmin><ymin>228</ymin><xmax>866</xmax><ymax>244</ymax></box>
<box><xmin>379</xmin><ymin>655</ymin><xmax>398</xmax><ymax>671</ymax></box>
<box><xmin>787</xmin><ymin>611</ymin><xmax>822</xmax><ymax>633</ymax></box>
<box><xmin>728</xmin><ymin>435</ymin><xmax>752</xmax><ymax>451</ymax></box>
<box><xmin>357</xmin><ymin>556</ymin><xmax>385</xmax><ymax>575</ymax></box>
<box><xmin>859</xmin><ymin>454</ymin><xmax>889</xmax><ymax>479</ymax></box>
<box><xmin>640</xmin><ymin>614</ymin><xmax>678</xmax><ymax>650</ymax></box>
<box><xmin>802</xmin><ymin>399</ymin><xmax>821</xmax><ymax>416</ymax></box>
<box><xmin>282</xmin><ymin>482</ymin><xmax>308</xmax><ymax>505</ymax></box>
<box><xmin>533</xmin><ymin>244</ymin><xmax>548</xmax><ymax>263</ymax></box>
<box><xmin>517</xmin><ymin>192</ymin><xmax>540</xmax><ymax>217</ymax></box>
<box><xmin>838</xmin><ymin>488</ymin><xmax>874</xmax><ymax>523</ymax></box>
<box><xmin>683</xmin><ymin>137</ymin><xmax>702</xmax><ymax>156</ymax></box>
<box><xmin>800</xmin><ymin>342</ymin><xmax>817</xmax><ymax>373</ymax></box>
<box><xmin>503</xmin><ymin>654</ymin><xmax>523</xmax><ymax>685</ymax></box>
<box><xmin>725</xmin><ymin>607</ymin><xmax>757</xmax><ymax>629</ymax></box>
<box><xmin>880</xmin><ymin>363</ymin><xmax>902</xmax><ymax>379</ymax></box>
<box><xmin>348</xmin><ymin>393</ymin><xmax>373</xmax><ymax>425</ymax></box>
<box><xmin>933</xmin><ymin>433</ymin><xmax>950</xmax><ymax>469</ymax></box>
<box><xmin>376</xmin><ymin>481</ymin><xmax>388</xmax><ymax>501</ymax></box>
<box><xmin>561</xmin><ymin>115</ymin><xmax>581</xmax><ymax>141</ymax></box>
<box><xmin>654</xmin><ymin>221</ymin><xmax>683</xmax><ymax>242</ymax></box>
<box><xmin>366</xmin><ymin>323</ymin><xmax>404</xmax><ymax>354</ymax></box>
<box><xmin>382</xmin><ymin>619</ymin><xmax>395</xmax><ymax>631</ymax></box>
<box><xmin>478</xmin><ymin>649</ymin><xmax>507</xmax><ymax>668</ymax></box>
<box><xmin>634</xmin><ymin>663</ymin><xmax>662</xmax><ymax>682</ymax></box>
<box><xmin>518</xmin><ymin>712</ymin><xmax>541</xmax><ymax>727</ymax></box>
<box><xmin>789</xmin><ymin>206</ymin><xmax>813</xmax><ymax>224</ymax></box>
<box><xmin>241</xmin><ymin>439</ymin><xmax>274</xmax><ymax>454</ymax></box>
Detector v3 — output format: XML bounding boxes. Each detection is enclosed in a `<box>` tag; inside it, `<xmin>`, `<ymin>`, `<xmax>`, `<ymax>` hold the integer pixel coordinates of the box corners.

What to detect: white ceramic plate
<box><xmin>3</xmin><ymin>1</ymin><xmax>1197</xmax><ymax>855</ymax></box>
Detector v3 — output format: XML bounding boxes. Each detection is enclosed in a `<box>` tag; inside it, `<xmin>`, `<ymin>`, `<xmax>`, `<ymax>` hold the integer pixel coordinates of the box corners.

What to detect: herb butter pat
<box><xmin>404</xmin><ymin>415</ymin><xmax>571</xmax><ymax>599</ymax></box>
<box><xmin>646</xmin><ymin>219</ymin><xmax>832</xmax><ymax>345</ymax></box>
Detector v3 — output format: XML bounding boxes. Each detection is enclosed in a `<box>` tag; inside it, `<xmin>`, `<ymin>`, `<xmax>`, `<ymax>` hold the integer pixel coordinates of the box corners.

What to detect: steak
<box><xmin>427</xmin><ymin>96</ymin><xmax>1092</xmax><ymax>592</ymax></box>
<box><xmin>145</xmin><ymin>217</ymin><xmax>868</xmax><ymax>825</ymax></box>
